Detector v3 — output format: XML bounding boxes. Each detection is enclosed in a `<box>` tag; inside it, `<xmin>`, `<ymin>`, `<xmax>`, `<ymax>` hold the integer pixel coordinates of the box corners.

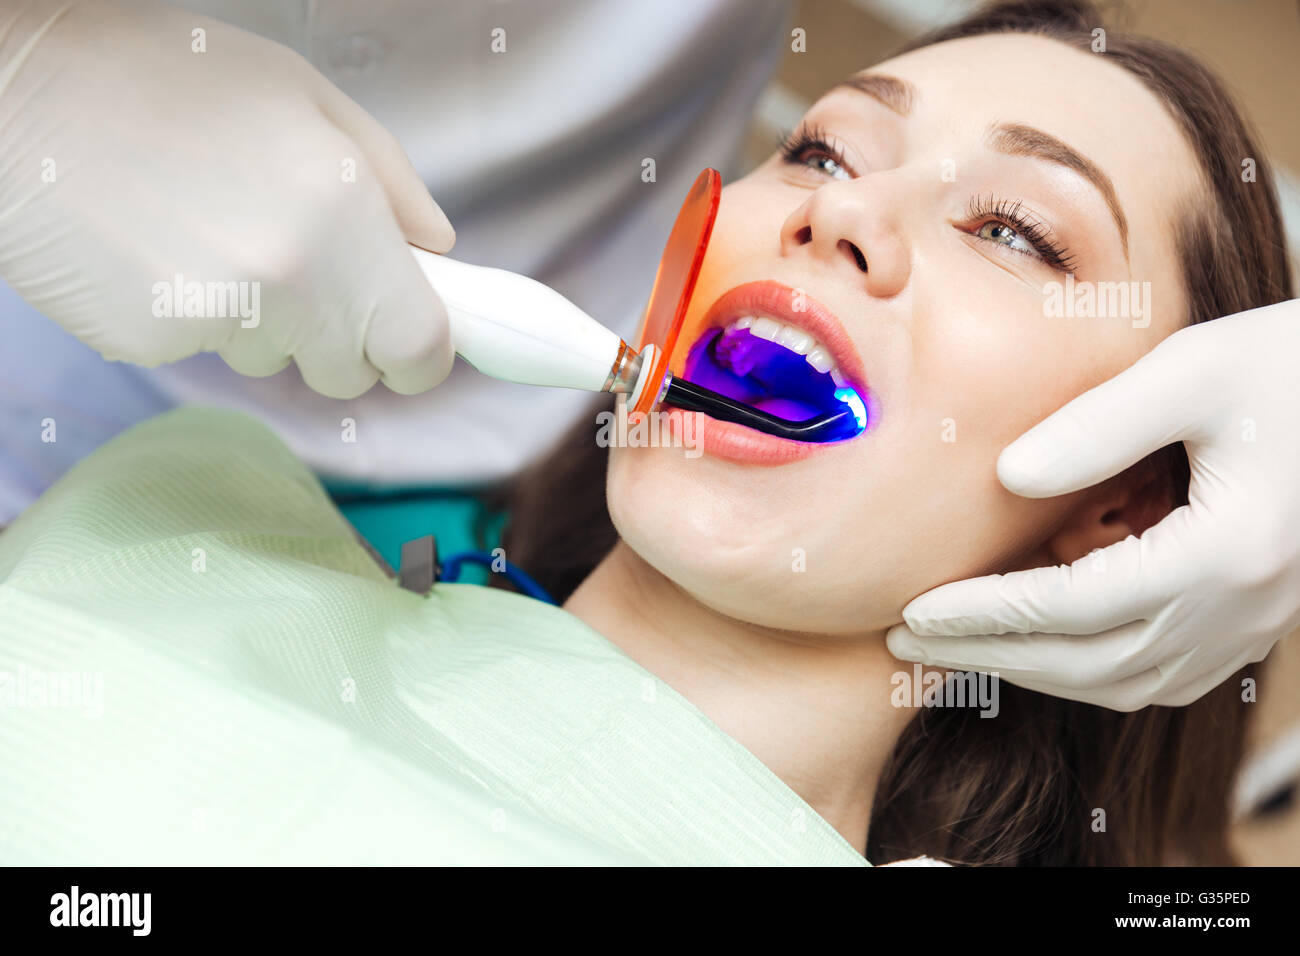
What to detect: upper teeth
<box><xmin>725</xmin><ymin>315</ymin><xmax>847</xmax><ymax>386</ymax></box>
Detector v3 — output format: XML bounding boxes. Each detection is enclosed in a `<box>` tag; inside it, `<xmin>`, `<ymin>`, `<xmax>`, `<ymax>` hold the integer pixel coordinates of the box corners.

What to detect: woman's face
<box><xmin>607</xmin><ymin>33</ymin><xmax>1202</xmax><ymax>634</ymax></box>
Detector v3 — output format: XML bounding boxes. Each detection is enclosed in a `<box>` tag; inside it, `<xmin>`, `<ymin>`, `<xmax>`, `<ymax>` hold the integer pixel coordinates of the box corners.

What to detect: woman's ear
<box><xmin>1045</xmin><ymin>458</ymin><xmax>1174</xmax><ymax>565</ymax></box>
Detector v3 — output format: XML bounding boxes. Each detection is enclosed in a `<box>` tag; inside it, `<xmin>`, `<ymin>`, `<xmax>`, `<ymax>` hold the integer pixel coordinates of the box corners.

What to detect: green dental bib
<box><xmin>0</xmin><ymin>406</ymin><xmax>868</xmax><ymax>866</ymax></box>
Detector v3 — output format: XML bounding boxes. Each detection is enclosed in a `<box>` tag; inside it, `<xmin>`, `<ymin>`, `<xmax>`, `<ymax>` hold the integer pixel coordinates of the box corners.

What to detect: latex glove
<box><xmin>887</xmin><ymin>299</ymin><xmax>1300</xmax><ymax>711</ymax></box>
<box><xmin>0</xmin><ymin>0</ymin><xmax>454</xmax><ymax>398</ymax></box>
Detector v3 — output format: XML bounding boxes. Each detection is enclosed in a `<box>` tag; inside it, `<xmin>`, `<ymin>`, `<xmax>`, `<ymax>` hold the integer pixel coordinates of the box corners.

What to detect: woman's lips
<box><xmin>659</xmin><ymin>280</ymin><xmax>870</xmax><ymax>466</ymax></box>
<box><xmin>663</xmin><ymin>410</ymin><xmax>826</xmax><ymax>465</ymax></box>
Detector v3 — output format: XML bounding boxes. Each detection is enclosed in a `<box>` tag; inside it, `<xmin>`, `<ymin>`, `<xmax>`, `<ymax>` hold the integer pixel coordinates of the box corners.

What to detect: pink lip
<box><xmin>661</xmin><ymin>281</ymin><xmax>870</xmax><ymax>466</ymax></box>
<box><xmin>662</xmin><ymin>410</ymin><xmax>823</xmax><ymax>465</ymax></box>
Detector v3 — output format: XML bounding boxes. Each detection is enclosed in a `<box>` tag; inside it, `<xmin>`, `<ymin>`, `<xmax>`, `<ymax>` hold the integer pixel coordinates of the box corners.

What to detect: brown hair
<box><xmin>484</xmin><ymin>0</ymin><xmax>1293</xmax><ymax>864</ymax></box>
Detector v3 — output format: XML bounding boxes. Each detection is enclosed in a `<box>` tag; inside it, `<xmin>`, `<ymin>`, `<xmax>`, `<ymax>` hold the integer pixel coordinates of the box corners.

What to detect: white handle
<box><xmin>410</xmin><ymin>247</ymin><xmax>622</xmax><ymax>392</ymax></box>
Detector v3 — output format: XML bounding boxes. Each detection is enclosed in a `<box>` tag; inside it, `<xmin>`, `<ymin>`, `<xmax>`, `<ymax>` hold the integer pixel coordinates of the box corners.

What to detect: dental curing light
<box><xmin>409</xmin><ymin>169</ymin><xmax>866</xmax><ymax>443</ymax></box>
<box><xmin>658</xmin><ymin>376</ymin><xmax>865</xmax><ymax>443</ymax></box>
<box><xmin>410</xmin><ymin>248</ymin><xmax>655</xmax><ymax>396</ymax></box>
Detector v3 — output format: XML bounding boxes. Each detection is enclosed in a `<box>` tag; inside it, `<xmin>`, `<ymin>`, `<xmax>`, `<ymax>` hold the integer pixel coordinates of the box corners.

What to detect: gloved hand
<box><xmin>887</xmin><ymin>298</ymin><xmax>1300</xmax><ymax>711</ymax></box>
<box><xmin>0</xmin><ymin>0</ymin><xmax>454</xmax><ymax>398</ymax></box>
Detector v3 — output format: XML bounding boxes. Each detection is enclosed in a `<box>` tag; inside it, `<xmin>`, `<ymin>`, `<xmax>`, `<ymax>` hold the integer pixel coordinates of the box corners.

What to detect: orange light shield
<box><xmin>630</xmin><ymin>168</ymin><xmax>721</xmax><ymax>415</ymax></box>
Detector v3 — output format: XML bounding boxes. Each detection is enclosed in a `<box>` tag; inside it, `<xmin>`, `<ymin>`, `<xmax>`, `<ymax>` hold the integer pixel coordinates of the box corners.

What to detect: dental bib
<box><xmin>0</xmin><ymin>406</ymin><xmax>872</xmax><ymax>866</ymax></box>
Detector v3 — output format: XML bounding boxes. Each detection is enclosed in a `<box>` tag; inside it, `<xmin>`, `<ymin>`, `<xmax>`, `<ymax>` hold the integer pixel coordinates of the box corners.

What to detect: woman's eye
<box><xmin>975</xmin><ymin>220</ymin><xmax>1036</xmax><ymax>258</ymax></box>
<box><xmin>965</xmin><ymin>198</ymin><xmax>1075</xmax><ymax>271</ymax></box>
<box><xmin>802</xmin><ymin>152</ymin><xmax>852</xmax><ymax>181</ymax></box>
<box><xmin>779</xmin><ymin>126</ymin><xmax>856</xmax><ymax>181</ymax></box>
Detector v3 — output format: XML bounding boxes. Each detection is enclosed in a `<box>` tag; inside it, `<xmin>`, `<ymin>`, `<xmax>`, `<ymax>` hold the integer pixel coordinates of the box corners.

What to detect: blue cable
<box><xmin>439</xmin><ymin>550</ymin><xmax>557</xmax><ymax>605</ymax></box>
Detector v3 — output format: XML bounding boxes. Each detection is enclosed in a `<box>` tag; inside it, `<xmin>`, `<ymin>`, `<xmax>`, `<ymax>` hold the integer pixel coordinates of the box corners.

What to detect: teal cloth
<box><xmin>322</xmin><ymin>479</ymin><xmax>506</xmax><ymax>585</ymax></box>
<box><xmin>0</xmin><ymin>406</ymin><xmax>870</xmax><ymax>866</ymax></box>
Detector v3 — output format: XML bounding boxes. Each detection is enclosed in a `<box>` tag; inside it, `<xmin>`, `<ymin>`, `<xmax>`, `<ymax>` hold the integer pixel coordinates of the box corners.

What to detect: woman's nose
<box><xmin>778</xmin><ymin>179</ymin><xmax>910</xmax><ymax>298</ymax></box>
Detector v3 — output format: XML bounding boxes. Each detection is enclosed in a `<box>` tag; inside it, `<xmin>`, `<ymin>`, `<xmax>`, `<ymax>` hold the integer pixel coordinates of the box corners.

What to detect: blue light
<box><xmin>834</xmin><ymin>386</ymin><xmax>868</xmax><ymax>433</ymax></box>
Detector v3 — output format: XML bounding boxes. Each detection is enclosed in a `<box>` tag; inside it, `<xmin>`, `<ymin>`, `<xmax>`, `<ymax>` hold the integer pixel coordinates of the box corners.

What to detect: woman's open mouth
<box><xmin>662</xmin><ymin>280</ymin><xmax>872</xmax><ymax>464</ymax></box>
<box><xmin>684</xmin><ymin>321</ymin><xmax>863</xmax><ymax>423</ymax></box>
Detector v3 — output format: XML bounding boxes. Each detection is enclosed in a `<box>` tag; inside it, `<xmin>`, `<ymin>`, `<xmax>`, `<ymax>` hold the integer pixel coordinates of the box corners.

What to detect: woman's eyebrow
<box><xmin>834</xmin><ymin>73</ymin><xmax>915</xmax><ymax>117</ymax></box>
<box><xmin>987</xmin><ymin>123</ymin><xmax>1130</xmax><ymax>260</ymax></box>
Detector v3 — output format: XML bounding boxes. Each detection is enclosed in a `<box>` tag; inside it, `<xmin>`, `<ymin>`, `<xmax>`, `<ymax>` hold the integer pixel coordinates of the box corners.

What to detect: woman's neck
<box><xmin>563</xmin><ymin>540</ymin><xmax>917</xmax><ymax>853</ymax></box>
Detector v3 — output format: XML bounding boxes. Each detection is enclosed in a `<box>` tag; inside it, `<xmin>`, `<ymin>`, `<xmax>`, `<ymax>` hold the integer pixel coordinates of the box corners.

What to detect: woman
<box><xmin>0</xmin><ymin>0</ymin><xmax>1291</xmax><ymax>865</ymax></box>
<box><xmin>495</xmin><ymin>0</ymin><xmax>1293</xmax><ymax>864</ymax></box>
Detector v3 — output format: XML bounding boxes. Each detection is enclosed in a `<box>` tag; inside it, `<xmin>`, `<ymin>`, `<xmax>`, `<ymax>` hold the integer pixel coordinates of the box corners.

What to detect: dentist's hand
<box><xmin>887</xmin><ymin>299</ymin><xmax>1300</xmax><ymax>711</ymax></box>
<box><xmin>0</xmin><ymin>0</ymin><xmax>454</xmax><ymax>398</ymax></box>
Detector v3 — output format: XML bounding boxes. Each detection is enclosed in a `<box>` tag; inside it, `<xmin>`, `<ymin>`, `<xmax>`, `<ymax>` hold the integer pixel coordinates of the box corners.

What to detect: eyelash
<box><xmin>778</xmin><ymin>124</ymin><xmax>849</xmax><ymax>178</ymax></box>
<box><xmin>965</xmin><ymin>194</ymin><xmax>1077</xmax><ymax>273</ymax></box>
<box><xmin>777</xmin><ymin>125</ymin><xmax>1079</xmax><ymax>273</ymax></box>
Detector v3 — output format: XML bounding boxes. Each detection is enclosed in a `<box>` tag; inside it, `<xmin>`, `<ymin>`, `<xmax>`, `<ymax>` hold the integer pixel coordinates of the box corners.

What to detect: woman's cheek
<box><xmin>705</xmin><ymin>179</ymin><xmax>799</xmax><ymax>264</ymax></box>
